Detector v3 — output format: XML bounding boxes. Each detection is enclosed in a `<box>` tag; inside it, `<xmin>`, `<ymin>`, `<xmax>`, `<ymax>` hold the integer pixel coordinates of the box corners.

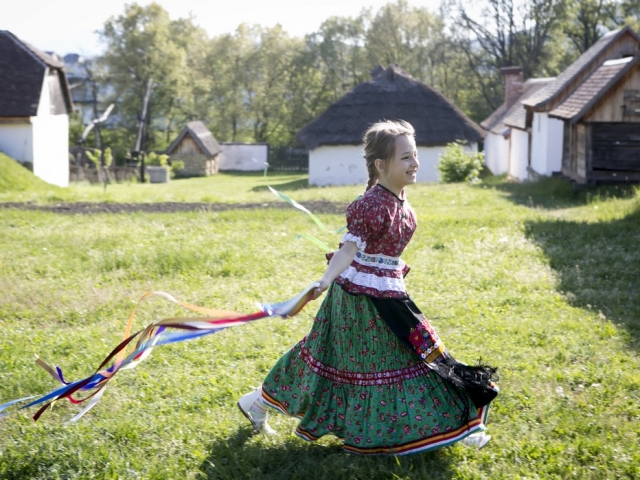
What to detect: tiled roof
<box><xmin>522</xmin><ymin>27</ymin><xmax>640</xmax><ymax>110</ymax></box>
<box><xmin>549</xmin><ymin>57</ymin><xmax>637</xmax><ymax>121</ymax></box>
<box><xmin>481</xmin><ymin>78</ymin><xmax>554</xmax><ymax>134</ymax></box>
<box><xmin>0</xmin><ymin>30</ymin><xmax>71</xmax><ymax>117</ymax></box>
<box><xmin>166</xmin><ymin>121</ymin><xmax>222</xmax><ymax>156</ymax></box>
<box><xmin>501</xmin><ymin>79</ymin><xmax>555</xmax><ymax>130</ymax></box>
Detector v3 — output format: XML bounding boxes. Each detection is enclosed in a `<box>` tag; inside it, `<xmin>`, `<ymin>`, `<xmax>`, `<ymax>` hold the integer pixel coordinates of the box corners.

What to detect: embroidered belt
<box><xmin>354</xmin><ymin>251</ymin><xmax>404</xmax><ymax>269</ymax></box>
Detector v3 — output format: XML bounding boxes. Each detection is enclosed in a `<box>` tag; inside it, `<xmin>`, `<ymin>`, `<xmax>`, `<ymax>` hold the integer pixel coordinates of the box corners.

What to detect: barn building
<box><xmin>166</xmin><ymin>121</ymin><xmax>222</xmax><ymax>177</ymax></box>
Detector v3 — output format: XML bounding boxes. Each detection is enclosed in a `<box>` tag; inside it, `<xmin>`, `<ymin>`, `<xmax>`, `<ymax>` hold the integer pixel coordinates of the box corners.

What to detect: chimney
<box><xmin>501</xmin><ymin>66</ymin><xmax>524</xmax><ymax>109</ymax></box>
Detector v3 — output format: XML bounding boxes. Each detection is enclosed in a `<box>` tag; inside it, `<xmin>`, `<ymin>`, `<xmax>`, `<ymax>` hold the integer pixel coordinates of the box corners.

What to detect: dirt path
<box><xmin>0</xmin><ymin>201</ymin><xmax>345</xmax><ymax>215</ymax></box>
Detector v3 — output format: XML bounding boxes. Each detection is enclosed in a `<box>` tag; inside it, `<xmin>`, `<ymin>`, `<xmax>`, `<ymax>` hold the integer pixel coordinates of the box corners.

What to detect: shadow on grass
<box><xmin>481</xmin><ymin>175</ymin><xmax>637</xmax><ymax>210</ymax></box>
<box><xmin>198</xmin><ymin>427</ymin><xmax>454</xmax><ymax>480</ymax></box>
<box><xmin>251</xmin><ymin>178</ymin><xmax>309</xmax><ymax>193</ymax></box>
<box><xmin>524</xmin><ymin>204</ymin><xmax>640</xmax><ymax>349</ymax></box>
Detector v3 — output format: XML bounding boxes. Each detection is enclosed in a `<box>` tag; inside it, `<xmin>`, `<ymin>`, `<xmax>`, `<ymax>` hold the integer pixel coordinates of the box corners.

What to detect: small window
<box><xmin>623</xmin><ymin>90</ymin><xmax>640</xmax><ymax>116</ymax></box>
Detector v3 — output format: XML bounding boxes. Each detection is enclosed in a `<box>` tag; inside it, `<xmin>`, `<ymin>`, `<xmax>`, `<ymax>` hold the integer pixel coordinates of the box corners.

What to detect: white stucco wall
<box><xmin>31</xmin><ymin>113</ymin><xmax>69</xmax><ymax>187</ymax></box>
<box><xmin>483</xmin><ymin>132</ymin><xmax>510</xmax><ymax>175</ymax></box>
<box><xmin>530</xmin><ymin>112</ymin><xmax>563</xmax><ymax>176</ymax></box>
<box><xmin>0</xmin><ymin>123</ymin><xmax>33</xmax><ymax>162</ymax></box>
<box><xmin>0</xmin><ymin>68</ymin><xmax>71</xmax><ymax>187</ymax></box>
<box><xmin>309</xmin><ymin>146</ymin><xmax>366</xmax><ymax>186</ymax></box>
<box><xmin>219</xmin><ymin>143</ymin><xmax>268</xmax><ymax>171</ymax></box>
<box><xmin>508</xmin><ymin>128</ymin><xmax>529</xmax><ymax>181</ymax></box>
<box><xmin>309</xmin><ymin>143</ymin><xmax>478</xmax><ymax>186</ymax></box>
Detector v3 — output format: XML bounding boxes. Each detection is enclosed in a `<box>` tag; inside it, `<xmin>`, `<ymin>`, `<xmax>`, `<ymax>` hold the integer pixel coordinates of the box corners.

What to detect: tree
<box><xmin>441</xmin><ymin>0</ymin><xmax>569</xmax><ymax>113</ymax></box>
<box><xmin>564</xmin><ymin>0</ymin><xmax>617</xmax><ymax>53</ymax></box>
<box><xmin>98</xmin><ymin>2</ymin><xmax>191</xmax><ymax>151</ymax></box>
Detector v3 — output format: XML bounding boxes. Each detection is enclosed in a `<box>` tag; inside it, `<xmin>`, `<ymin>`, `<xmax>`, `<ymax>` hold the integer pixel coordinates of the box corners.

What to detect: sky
<box><xmin>0</xmin><ymin>0</ymin><xmax>444</xmax><ymax>58</ymax></box>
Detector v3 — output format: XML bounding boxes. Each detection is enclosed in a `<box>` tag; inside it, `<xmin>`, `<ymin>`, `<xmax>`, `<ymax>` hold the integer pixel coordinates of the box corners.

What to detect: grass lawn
<box><xmin>0</xmin><ymin>172</ymin><xmax>639</xmax><ymax>479</ymax></box>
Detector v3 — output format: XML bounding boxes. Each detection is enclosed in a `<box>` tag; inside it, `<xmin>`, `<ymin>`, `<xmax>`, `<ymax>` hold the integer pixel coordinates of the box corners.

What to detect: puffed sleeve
<box><xmin>341</xmin><ymin>197</ymin><xmax>385</xmax><ymax>251</ymax></box>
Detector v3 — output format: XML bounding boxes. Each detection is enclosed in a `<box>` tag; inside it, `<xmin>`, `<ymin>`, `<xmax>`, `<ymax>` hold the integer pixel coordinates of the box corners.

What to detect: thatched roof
<box><xmin>166</xmin><ymin>121</ymin><xmax>221</xmax><ymax>156</ymax></box>
<box><xmin>0</xmin><ymin>30</ymin><xmax>73</xmax><ymax>117</ymax></box>
<box><xmin>297</xmin><ymin>65</ymin><xmax>485</xmax><ymax>150</ymax></box>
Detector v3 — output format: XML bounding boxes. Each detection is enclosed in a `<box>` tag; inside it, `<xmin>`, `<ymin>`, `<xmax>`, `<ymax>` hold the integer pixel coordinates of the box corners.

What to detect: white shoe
<box><xmin>461</xmin><ymin>432</ymin><xmax>491</xmax><ymax>449</ymax></box>
<box><xmin>237</xmin><ymin>387</ymin><xmax>277</xmax><ymax>435</ymax></box>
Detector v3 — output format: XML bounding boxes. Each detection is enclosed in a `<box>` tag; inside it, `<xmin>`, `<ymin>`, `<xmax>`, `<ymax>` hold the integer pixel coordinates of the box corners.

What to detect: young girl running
<box><xmin>238</xmin><ymin>120</ymin><xmax>498</xmax><ymax>455</ymax></box>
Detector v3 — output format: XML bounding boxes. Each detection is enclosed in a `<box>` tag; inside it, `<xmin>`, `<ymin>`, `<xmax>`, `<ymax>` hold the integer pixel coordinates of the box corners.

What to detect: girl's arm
<box><xmin>313</xmin><ymin>241</ymin><xmax>358</xmax><ymax>299</ymax></box>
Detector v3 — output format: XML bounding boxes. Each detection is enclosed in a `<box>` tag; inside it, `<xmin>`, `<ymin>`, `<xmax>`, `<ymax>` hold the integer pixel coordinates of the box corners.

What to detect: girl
<box><xmin>238</xmin><ymin>120</ymin><xmax>498</xmax><ymax>455</ymax></box>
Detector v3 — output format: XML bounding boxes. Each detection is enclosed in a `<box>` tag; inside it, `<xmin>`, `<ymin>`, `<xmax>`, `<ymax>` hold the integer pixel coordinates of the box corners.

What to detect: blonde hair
<box><xmin>362</xmin><ymin>119</ymin><xmax>415</xmax><ymax>191</ymax></box>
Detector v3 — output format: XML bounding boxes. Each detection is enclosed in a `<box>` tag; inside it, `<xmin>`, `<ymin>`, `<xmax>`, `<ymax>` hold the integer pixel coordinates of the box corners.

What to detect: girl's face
<box><xmin>376</xmin><ymin>135</ymin><xmax>419</xmax><ymax>195</ymax></box>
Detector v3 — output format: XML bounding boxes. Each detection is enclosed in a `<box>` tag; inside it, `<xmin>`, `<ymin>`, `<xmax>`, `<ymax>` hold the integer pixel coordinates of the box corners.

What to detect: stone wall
<box><xmin>70</xmin><ymin>165</ymin><xmax>140</xmax><ymax>183</ymax></box>
<box><xmin>172</xmin><ymin>154</ymin><xmax>218</xmax><ymax>178</ymax></box>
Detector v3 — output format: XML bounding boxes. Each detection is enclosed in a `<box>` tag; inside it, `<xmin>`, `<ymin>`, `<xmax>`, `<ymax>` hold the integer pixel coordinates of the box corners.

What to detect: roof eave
<box><xmin>565</xmin><ymin>57</ymin><xmax>639</xmax><ymax>124</ymax></box>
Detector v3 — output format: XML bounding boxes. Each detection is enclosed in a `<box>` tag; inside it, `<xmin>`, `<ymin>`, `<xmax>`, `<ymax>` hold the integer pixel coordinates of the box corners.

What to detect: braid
<box><xmin>362</xmin><ymin>119</ymin><xmax>415</xmax><ymax>192</ymax></box>
<box><xmin>365</xmin><ymin>162</ymin><xmax>378</xmax><ymax>191</ymax></box>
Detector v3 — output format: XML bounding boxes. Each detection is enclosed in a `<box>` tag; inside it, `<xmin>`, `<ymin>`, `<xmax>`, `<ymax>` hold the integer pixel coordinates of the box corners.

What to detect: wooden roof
<box><xmin>166</xmin><ymin>121</ymin><xmax>222</xmax><ymax>156</ymax></box>
<box><xmin>297</xmin><ymin>65</ymin><xmax>485</xmax><ymax>150</ymax></box>
<box><xmin>0</xmin><ymin>30</ymin><xmax>73</xmax><ymax>117</ymax></box>
<box><xmin>549</xmin><ymin>57</ymin><xmax>638</xmax><ymax>122</ymax></box>
<box><xmin>522</xmin><ymin>27</ymin><xmax>640</xmax><ymax>112</ymax></box>
<box><xmin>482</xmin><ymin>78</ymin><xmax>554</xmax><ymax>134</ymax></box>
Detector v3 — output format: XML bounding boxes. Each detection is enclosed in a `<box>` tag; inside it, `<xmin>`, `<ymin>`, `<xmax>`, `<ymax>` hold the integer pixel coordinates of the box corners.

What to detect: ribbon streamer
<box><xmin>268</xmin><ymin>186</ymin><xmax>346</xmax><ymax>235</ymax></box>
<box><xmin>0</xmin><ymin>282</ymin><xmax>319</xmax><ymax>422</ymax></box>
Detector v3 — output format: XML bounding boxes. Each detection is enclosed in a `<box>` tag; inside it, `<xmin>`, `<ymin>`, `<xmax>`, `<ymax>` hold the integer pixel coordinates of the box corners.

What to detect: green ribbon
<box><xmin>268</xmin><ymin>186</ymin><xmax>346</xmax><ymax>234</ymax></box>
<box><xmin>269</xmin><ymin>186</ymin><xmax>347</xmax><ymax>252</ymax></box>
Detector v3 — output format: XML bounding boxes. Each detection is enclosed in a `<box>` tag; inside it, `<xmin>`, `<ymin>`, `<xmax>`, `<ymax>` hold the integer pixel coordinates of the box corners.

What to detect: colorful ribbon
<box><xmin>0</xmin><ymin>282</ymin><xmax>319</xmax><ymax>423</ymax></box>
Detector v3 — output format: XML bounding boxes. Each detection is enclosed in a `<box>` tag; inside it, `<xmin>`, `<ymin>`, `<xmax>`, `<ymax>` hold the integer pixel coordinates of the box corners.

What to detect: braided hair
<box><xmin>362</xmin><ymin>120</ymin><xmax>415</xmax><ymax>191</ymax></box>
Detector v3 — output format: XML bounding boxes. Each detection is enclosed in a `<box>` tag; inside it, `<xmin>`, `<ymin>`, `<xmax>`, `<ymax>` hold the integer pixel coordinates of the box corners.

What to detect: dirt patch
<box><xmin>0</xmin><ymin>201</ymin><xmax>346</xmax><ymax>215</ymax></box>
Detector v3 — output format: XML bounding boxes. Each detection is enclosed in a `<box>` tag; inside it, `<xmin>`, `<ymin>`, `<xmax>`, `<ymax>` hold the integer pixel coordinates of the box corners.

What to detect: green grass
<box><xmin>0</xmin><ymin>153</ymin><xmax>59</xmax><ymax>193</ymax></box>
<box><xmin>0</xmin><ymin>174</ymin><xmax>639</xmax><ymax>479</ymax></box>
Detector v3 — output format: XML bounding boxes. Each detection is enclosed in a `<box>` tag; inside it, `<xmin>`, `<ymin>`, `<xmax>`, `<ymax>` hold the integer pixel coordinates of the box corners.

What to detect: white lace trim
<box><xmin>341</xmin><ymin>232</ymin><xmax>366</xmax><ymax>251</ymax></box>
<box><xmin>338</xmin><ymin>266</ymin><xmax>406</xmax><ymax>292</ymax></box>
<box><xmin>354</xmin><ymin>251</ymin><xmax>406</xmax><ymax>271</ymax></box>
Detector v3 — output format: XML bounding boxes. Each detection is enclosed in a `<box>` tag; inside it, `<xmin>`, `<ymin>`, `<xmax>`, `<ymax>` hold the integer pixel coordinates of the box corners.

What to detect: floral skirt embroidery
<box><xmin>260</xmin><ymin>283</ymin><xmax>490</xmax><ymax>456</ymax></box>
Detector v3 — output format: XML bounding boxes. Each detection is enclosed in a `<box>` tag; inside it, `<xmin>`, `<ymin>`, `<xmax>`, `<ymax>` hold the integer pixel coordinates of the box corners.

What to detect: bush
<box><xmin>146</xmin><ymin>152</ymin><xmax>184</xmax><ymax>178</ymax></box>
<box><xmin>437</xmin><ymin>141</ymin><xmax>484</xmax><ymax>183</ymax></box>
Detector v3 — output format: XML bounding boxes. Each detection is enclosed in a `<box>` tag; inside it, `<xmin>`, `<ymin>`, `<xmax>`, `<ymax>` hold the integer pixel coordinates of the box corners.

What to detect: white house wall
<box><xmin>530</xmin><ymin>112</ymin><xmax>563</xmax><ymax>176</ymax></box>
<box><xmin>309</xmin><ymin>144</ymin><xmax>477</xmax><ymax>186</ymax></box>
<box><xmin>508</xmin><ymin>128</ymin><xmax>529</xmax><ymax>181</ymax></box>
<box><xmin>309</xmin><ymin>146</ymin><xmax>366</xmax><ymax>186</ymax></box>
<box><xmin>31</xmin><ymin>113</ymin><xmax>69</xmax><ymax>187</ymax></box>
<box><xmin>19</xmin><ymin>67</ymin><xmax>70</xmax><ymax>187</ymax></box>
<box><xmin>219</xmin><ymin>143</ymin><xmax>268</xmax><ymax>171</ymax></box>
<box><xmin>0</xmin><ymin>123</ymin><xmax>33</xmax><ymax>163</ymax></box>
<box><xmin>483</xmin><ymin>133</ymin><xmax>509</xmax><ymax>175</ymax></box>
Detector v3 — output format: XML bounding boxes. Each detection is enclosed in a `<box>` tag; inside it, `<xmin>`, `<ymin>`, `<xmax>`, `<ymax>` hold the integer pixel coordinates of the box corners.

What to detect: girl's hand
<box><xmin>313</xmin><ymin>280</ymin><xmax>329</xmax><ymax>299</ymax></box>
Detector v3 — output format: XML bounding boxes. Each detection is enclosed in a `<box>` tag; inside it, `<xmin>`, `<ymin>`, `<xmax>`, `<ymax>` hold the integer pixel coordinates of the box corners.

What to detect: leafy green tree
<box><xmin>98</xmin><ymin>2</ymin><xmax>190</xmax><ymax>151</ymax></box>
<box><xmin>441</xmin><ymin>0</ymin><xmax>569</xmax><ymax>114</ymax></box>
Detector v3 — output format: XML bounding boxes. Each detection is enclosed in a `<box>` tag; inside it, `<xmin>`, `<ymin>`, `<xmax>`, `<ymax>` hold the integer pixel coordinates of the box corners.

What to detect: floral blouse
<box><xmin>330</xmin><ymin>184</ymin><xmax>417</xmax><ymax>298</ymax></box>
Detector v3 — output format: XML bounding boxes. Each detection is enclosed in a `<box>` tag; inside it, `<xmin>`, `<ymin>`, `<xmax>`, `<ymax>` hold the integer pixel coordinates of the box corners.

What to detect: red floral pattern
<box><xmin>334</xmin><ymin>185</ymin><xmax>417</xmax><ymax>298</ymax></box>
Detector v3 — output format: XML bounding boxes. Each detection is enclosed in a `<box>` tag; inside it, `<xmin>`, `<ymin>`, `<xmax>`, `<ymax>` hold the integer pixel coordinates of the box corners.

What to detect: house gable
<box><xmin>0</xmin><ymin>30</ymin><xmax>73</xmax><ymax>118</ymax></box>
<box><xmin>166</xmin><ymin>121</ymin><xmax>221</xmax><ymax>157</ymax></box>
<box><xmin>549</xmin><ymin>57</ymin><xmax>640</xmax><ymax>123</ymax></box>
<box><xmin>523</xmin><ymin>27</ymin><xmax>640</xmax><ymax>114</ymax></box>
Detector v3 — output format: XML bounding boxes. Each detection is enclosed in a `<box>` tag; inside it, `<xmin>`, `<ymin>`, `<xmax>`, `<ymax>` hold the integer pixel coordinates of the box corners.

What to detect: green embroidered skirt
<box><xmin>261</xmin><ymin>283</ymin><xmax>490</xmax><ymax>455</ymax></box>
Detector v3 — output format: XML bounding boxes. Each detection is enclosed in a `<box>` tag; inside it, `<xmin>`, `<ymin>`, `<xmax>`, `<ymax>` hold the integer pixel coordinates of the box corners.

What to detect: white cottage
<box><xmin>481</xmin><ymin>67</ymin><xmax>554</xmax><ymax>179</ymax></box>
<box><xmin>0</xmin><ymin>31</ymin><xmax>73</xmax><ymax>187</ymax></box>
<box><xmin>297</xmin><ymin>65</ymin><xmax>485</xmax><ymax>186</ymax></box>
